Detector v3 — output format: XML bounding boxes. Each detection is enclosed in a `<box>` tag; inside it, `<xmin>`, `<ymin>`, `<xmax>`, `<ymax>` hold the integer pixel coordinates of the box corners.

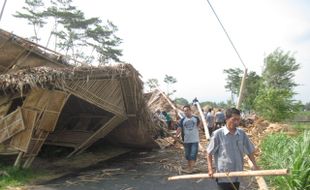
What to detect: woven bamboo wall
<box><xmin>0</xmin><ymin>99</ymin><xmax>12</xmax><ymax>118</ymax></box>
<box><xmin>0</xmin><ymin>108</ymin><xmax>25</xmax><ymax>143</ymax></box>
<box><xmin>10</xmin><ymin>108</ymin><xmax>37</xmax><ymax>152</ymax></box>
<box><xmin>10</xmin><ymin>88</ymin><xmax>68</xmax><ymax>153</ymax></box>
<box><xmin>60</xmin><ymin>79</ymin><xmax>126</xmax><ymax>117</ymax></box>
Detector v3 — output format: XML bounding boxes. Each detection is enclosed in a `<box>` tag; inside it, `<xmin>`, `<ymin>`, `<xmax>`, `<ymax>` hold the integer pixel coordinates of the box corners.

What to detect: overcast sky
<box><xmin>1</xmin><ymin>0</ymin><xmax>309</xmax><ymax>103</ymax></box>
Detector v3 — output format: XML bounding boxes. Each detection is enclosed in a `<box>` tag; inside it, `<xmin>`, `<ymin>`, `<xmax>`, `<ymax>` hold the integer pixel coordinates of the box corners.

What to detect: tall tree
<box><xmin>254</xmin><ymin>48</ymin><xmax>301</xmax><ymax>122</ymax></box>
<box><xmin>14</xmin><ymin>0</ymin><xmax>46</xmax><ymax>42</ymax></box>
<box><xmin>262</xmin><ymin>48</ymin><xmax>300</xmax><ymax>90</ymax></box>
<box><xmin>224</xmin><ymin>68</ymin><xmax>261</xmax><ymax>112</ymax></box>
<box><xmin>145</xmin><ymin>78</ymin><xmax>159</xmax><ymax>92</ymax></box>
<box><xmin>164</xmin><ymin>74</ymin><xmax>177</xmax><ymax>96</ymax></box>
<box><xmin>223</xmin><ymin>68</ymin><xmax>243</xmax><ymax>102</ymax></box>
<box><xmin>15</xmin><ymin>0</ymin><xmax>122</xmax><ymax>64</ymax></box>
<box><xmin>174</xmin><ymin>97</ymin><xmax>189</xmax><ymax>106</ymax></box>
<box><xmin>242</xmin><ymin>71</ymin><xmax>261</xmax><ymax>112</ymax></box>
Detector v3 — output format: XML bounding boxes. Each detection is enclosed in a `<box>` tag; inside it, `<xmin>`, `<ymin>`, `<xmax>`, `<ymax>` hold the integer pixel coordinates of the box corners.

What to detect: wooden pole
<box><xmin>168</xmin><ymin>169</ymin><xmax>288</xmax><ymax>181</ymax></box>
<box><xmin>193</xmin><ymin>99</ymin><xmax>210</xmax><ymax>140</ymax></box>
<box><xmin>236</xmin><ymin>68</ymin><xmax>247</xmax><ymax>109</ymax></box>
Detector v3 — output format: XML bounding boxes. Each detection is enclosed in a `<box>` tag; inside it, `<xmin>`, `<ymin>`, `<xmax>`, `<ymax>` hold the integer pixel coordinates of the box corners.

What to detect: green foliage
<box><xmin>0</xmin><ymin>166</ymin><xmax>36</xmax><ymax>189</ymax></box>
<box><xmin>145</xmin><ymin>78</ymin><xmax>159</xmax><ymax>91</ymax></box>
<box><xmin>262</xmin><ymin>48</ymin><xmax>300</xmax><ymax>90</ymax></box>
<box><xmin>14</xmin><ymin>0</ymin><xmax>46</xmax><ymax>42</ymax></box>
<box><xmin>223</xmin><ymin>68</ymin><xmax>261</xmax><ymax>111</ymax></box>
<box><xmin>254</xmin><ymin>48</ymin><xmax>301</xmax><ymax>122</ymax></box>
<box><xmin>174</xmin><ymin>97</ymin><xmax>189</xmax><ymax>106</ymax></box>
<box><xmin>259</xmin><ymin>131</ymin><xmax>310</xmax><ymax>190</ymax></box>
<box><xmin>242</xmin><ymin>71</ymin><xmax>261</xmax><ymax>112</ymax></box>
<box><xmin>254</xmin><ymin>88</ymin><xmax>302</xmax><ymax>122</ymax></box>
<box><xmin>223</xmin><ymin>67</ymin><xmax>243</xmax><ymax>101</ymax></box>
<box><xmin>163</xmin><ymin>74</ymin><xmax>177</xmax><ymax>96</ymax></box>
<box><xmin>15</xmin><ymin>0</ymin><xmax>122</xmax><ymax>64</ymax></box>
<box><xmin>303</xmin><ymin>102</ymin><xmax>310</xmax><ymax>111</ymax></box>
<box><xmin>200</xmin><ymin>101</ymin><xmax>218</xmax><ymax>109</ymax></box>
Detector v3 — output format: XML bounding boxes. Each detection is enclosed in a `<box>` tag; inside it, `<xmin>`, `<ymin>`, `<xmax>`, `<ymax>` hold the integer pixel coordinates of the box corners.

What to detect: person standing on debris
<box><xmin>206</xmin><ymin>108</ymin><xmax>215</xmax><ymax>135</ymax></box>
<box><xmin>154</xmin><ymin>109</ymin><xmax>167</xmax><ymax>138</ymax></box>
<box><xmin>207</xmin><ymin>108</ymin><xmax>259</xmax><ymax>190</ymax></box>
<box><xmin>176</xmin><ymin>105</ymin><xmax>202</xmax><ymax>173</ymax></box>
<box><xmin>215</xmin><ymin>109</ymin><xmax>225</xmax><ymax>129</ymax></box>
<box><xmin>162</xmin><ymin>111</ymin><xmax>172</xmax><ymax>129</ymax></box>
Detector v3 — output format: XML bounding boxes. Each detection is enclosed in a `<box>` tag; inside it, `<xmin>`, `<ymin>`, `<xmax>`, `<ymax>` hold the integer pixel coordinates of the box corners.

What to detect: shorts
<box><xmin>184</xmin><ymin>142</ymin><xmax>199</xmax><ymax>161</ymax></box>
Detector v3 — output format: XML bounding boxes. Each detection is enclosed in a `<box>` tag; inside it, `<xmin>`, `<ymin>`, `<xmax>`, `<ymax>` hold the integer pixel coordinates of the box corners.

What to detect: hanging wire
<box><xmin>206</xmin><ymin>0</ymin><xmax>247</xmax><ymax>69</ymax></box>
<box><xmin>0</xmin><ymin>0</ymin><xmax>8</xmax><ymax>23</ymax></box>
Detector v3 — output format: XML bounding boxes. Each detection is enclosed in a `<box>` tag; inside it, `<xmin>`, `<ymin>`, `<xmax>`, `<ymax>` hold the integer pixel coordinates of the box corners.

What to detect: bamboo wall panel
<box><xmin>10</xmin><ymin>109</ymin><xmax>37</xmax><ymax>152</ymax></box>
<box><xmin>0</xmin><ymin>108</ymin><xmax>24</xmax><ymax>143</ymax></box>
<box><xmin>23</xmin><ymin>130</ymin><xmax>49</xmax><ymax>158</ymax></box>
<box><xmin>63</xmin><ymin>80</ymin><xmax>125</xmax><ymax>117</ymax></box>
<box><xmin>22</xmin><ymin>88</ymin><xmax>68</xmax><ymax>132</ymax></box>
<box><xmin>37</xmin><ymin>90</ymin><xmax>68</xmax><ymax>132</ymax></box>
<box><xmin>0</xmin><ymin>97</ymin><xmax>11</xmax><ymax>118</ymax></box>
<box><xmin>22</xmin><ymin>88</ymin><xmax>46</xmax><ymax>110</ymax></box>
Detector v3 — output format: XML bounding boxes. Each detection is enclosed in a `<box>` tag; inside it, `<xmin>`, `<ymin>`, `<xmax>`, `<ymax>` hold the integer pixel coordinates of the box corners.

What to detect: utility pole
<box><xmin>237</xmin><ymin>68</ymin><xmax>247</xmax><ymax>109</ymax></box>
<box><xmin>0</xmin><ymin>0</ymin><xmax>8</xmax><ymax>23</ymax></box>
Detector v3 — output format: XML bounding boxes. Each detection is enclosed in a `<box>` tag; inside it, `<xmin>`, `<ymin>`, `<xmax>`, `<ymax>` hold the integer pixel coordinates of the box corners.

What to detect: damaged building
<box><xmin>0</xmin><ymin>28</ymin><xmax>159</xmax><ymax>168</ymax></box>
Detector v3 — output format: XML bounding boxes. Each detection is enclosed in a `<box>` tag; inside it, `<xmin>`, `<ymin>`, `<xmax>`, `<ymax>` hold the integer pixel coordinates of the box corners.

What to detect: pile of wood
<box><xmin>242</xmin><ymin>116</ymin><xmax>289</xmax><ymax>156</ymax></box>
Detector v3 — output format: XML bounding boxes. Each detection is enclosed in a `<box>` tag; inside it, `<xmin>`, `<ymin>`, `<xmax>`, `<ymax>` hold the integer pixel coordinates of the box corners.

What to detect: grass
<box><xmin>259</xmin><ymin>130</ymin><xmax>310</xmax><ymax>190</ymax></box>
<box><xmin>0</xmin><ymin>165</ymin><xmax>37</xmax><ymax>190</ymax></box>
<box><xmin>291</xmin><ymin>123</ymin><xmax>310</xmax><ymax>131</ymax></box>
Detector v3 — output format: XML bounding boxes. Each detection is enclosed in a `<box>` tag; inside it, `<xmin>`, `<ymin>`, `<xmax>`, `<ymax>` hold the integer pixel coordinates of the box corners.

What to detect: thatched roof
<box><xmin>0</xmin><ymin>64</ymin><xmax>139</xmax><ymax>95</ymax></box>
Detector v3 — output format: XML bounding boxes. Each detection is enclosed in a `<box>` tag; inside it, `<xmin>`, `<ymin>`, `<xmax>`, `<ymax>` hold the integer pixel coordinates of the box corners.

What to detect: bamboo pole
<box><xmin>168</xmin><ymin>169</ymin><xmax>288</xmax><ymax>181</ymax></box>
<box><xmin>13</xmin><ymin>152</ymin><xmax>23</xmax><ymax>167</ymax></box>
<box><xmin>246</xmin><ymin>157</ymin><xmax>268</xmax><ymax>190</ymax></box>
<box><xmin>154</xmin><ymin>86</ymin><xmax>184</xmax><ymax>118</ymax></box>
<box><xmin>192</xmin><ymin>99</ymin><xmax>210</xmax><ymax>140</ymax></box>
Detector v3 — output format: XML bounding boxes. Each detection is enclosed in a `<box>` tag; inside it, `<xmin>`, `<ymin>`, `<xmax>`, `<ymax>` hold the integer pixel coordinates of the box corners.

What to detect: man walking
<box><xmin>176</xmin><ymin>105</ymin><xmax>202</xmax><ymax>173</ymax></box>
<box><xmin>207</xmin><ymin>108</ymin><xmax>259</xmax><ymax>190</ymax></box>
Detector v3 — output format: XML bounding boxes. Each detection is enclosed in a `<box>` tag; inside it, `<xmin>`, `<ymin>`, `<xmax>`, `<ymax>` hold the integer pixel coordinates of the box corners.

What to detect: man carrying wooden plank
<box><xmin>207</xmin><ymin>108</ymin><xmax>259</xmax><ymax>190</ymax></box>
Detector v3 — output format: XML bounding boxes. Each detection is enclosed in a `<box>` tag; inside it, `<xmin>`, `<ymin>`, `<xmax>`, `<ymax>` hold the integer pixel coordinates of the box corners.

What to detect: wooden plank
<box><xmin>168</xmin><ymin>169</ymin><xmax>289</xmax><ymax>181</ymax></box>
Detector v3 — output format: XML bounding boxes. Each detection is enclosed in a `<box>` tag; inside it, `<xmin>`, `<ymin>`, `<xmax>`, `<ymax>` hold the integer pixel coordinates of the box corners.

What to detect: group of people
<box><xmin>175</xmin><ymin>105</ymin><xmax>259</xmax><ymax>190</ymax></box>
<box><xmin>204</xmin><ymin>108</ymin><xmax>226</xmax><ymax>135</ymax></box>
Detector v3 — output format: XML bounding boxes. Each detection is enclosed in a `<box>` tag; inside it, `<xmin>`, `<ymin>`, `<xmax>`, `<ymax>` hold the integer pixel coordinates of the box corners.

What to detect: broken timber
<box><xmin>168</xmin><ymin>169</ymin><xmax>288</xmax><ymax>181</ymax></box>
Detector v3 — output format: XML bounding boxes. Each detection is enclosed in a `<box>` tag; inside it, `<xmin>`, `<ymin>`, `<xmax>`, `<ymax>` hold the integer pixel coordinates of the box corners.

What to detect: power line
<box><xmin>206</xmin><ymin>0</ymin><xmax>247</xmax><ymax>69</ymax></box>
<box><xmin>0</xmin><ymin>0</ymin><xmax>8</xmax><ymax>23</ymax></box>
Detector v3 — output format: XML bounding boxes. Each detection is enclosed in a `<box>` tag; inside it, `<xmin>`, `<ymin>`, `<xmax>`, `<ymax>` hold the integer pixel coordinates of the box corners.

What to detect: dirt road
<box><xmin>26</xmin><ymin>146</ymin><xmax>257</xmax><ymax>190</ymax></box>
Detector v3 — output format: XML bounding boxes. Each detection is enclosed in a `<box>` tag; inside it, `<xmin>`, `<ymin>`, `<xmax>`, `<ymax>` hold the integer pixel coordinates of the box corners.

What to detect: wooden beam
<box><xmin>168</xmin><ymin>169</ymin><xmax>288</xmax><ymax>181</ymax></box>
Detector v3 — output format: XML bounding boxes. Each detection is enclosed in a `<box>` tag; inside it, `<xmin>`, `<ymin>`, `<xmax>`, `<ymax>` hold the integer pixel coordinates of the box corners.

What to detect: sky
<box><xmin>1</xmin><ymin>0</ymin><xmax>309</xmax><ymax>103</ymax></box>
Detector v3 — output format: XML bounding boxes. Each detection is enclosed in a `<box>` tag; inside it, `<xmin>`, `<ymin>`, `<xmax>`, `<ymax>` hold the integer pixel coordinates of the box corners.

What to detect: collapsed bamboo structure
<box><xmin>0</xmin><ymin>28</ymin><xmax>159</xmax><ymax>168</ymax></box>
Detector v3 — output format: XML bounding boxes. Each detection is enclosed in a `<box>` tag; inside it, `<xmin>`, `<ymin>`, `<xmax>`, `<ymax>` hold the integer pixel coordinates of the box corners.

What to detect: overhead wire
<box><xmin>0</xmin><ymin>0</ymin><xmax>8</xmax><ymax>23</ymax></box>
<box><xmin>206</xmin><ymin>0</ymin><xmax>247</xmax><ymax>70</ymax></box>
